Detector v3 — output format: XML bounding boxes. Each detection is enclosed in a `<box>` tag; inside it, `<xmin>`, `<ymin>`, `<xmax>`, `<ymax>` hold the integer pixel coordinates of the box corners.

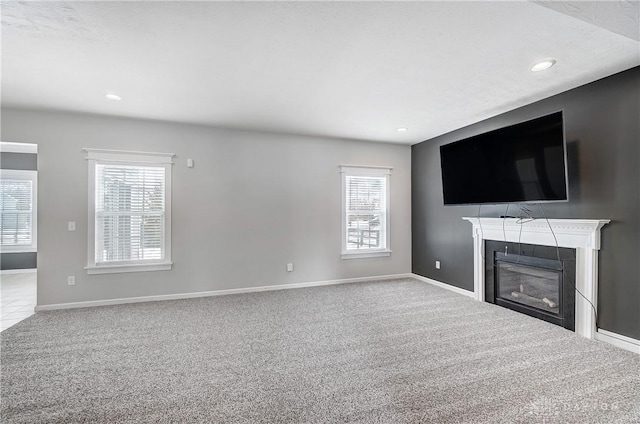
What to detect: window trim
<box><xmin>0</xmin><ymin>169</ymin><xmax>37</xmax><ymax>253</ymax></box>
<box><xmin>84</xmin><ymin>148</ymin><xmax>174</xmax><ymax>275</ymax></box>
<box><xmin>339</xmin><ymin>165</ymin><xmax>392</xmax><ymax>259</ymax></box>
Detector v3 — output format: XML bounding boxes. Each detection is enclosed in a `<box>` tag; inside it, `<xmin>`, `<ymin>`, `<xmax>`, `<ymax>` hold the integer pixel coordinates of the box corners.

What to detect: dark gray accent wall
<box><xmin>1</xmin><ymin>150</ymin><xmax>38</xmax><ymax>270</ymax></box>
<box><xmin>412</xmin><ymin>66</ymin><xmax>640</xmax><ymax>340</ymax></box>
<box><xmin>1</xmin><ymin>152</ymin><xmax>38</xmax><ymax>171</ymax></box>
<box><xmin>1</xmin><ymin>252</ymin><xmax>37</xmax><ymax>270</ymax></box>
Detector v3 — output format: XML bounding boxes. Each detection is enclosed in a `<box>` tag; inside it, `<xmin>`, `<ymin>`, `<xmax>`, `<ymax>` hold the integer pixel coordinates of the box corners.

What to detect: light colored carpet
<box><xmin>1</xmin><ymin>278</ymin><xmax>639</xmax><ymax>423</ymax></box>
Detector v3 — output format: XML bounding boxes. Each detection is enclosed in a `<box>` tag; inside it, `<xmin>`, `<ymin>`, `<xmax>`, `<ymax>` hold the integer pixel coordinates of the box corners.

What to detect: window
<box><xmin>0</xmin><ymin>170</ymin><xmax>37</xmax><ymax>252</ymax></box>
<box><xmin>85</xmin><ymin>149</ymin><xmax>173</xmax><ymax>274</ymax></box>
<box><xmin>340</xmin><ymin>165</ymin><xmax>391</xmax><ymax>259</ymax></box>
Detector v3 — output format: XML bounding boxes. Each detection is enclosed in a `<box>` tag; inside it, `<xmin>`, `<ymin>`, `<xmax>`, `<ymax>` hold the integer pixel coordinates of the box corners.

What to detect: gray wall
<box><xmin>1</xmin><ymin>108</ymin><xmax>412</xmax><ymax>307</ymax></box>
<box><xmin>0</xmin><ymin>150</ymin><xmax>38</xmax><ymax>270</ymax></box>
<box><xmin>412</xmin><ymin>67</ymin><xmax>640</xmax><ymax>340</ymax></box>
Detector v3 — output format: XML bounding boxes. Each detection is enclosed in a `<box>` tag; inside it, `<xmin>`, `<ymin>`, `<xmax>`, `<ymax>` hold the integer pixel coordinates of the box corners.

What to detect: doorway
<box><xmin>1</xmin><ymin>141</ymin><xmax>38</xmax><ymax>331</ymax></box>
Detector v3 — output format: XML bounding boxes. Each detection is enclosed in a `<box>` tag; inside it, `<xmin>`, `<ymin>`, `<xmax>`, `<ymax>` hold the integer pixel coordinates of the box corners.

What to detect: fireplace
<box><xmin>485</xmin><ymin>241</ymin><xmax>575</xmax><ymax>330</ymax></box>
<box><xmin>463</xmin><ymin>217</ymin><xmax>609</xmax><ymax>339</ymax></box>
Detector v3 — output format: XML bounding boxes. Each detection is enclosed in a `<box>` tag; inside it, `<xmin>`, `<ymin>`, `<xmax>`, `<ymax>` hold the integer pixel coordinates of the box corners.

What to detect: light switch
<box><xmin>187</xmin><ymin>158</ymin><xmax>194</xmax><ymax>168</ymax></box>
<box><xmin>68</xmin><ymin>221</ymin><xmax>76</xmax><ymax>231</ymax></box>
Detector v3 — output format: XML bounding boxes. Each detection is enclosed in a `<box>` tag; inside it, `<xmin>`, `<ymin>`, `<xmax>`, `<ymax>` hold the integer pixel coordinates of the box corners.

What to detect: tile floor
<box><xmin>1</xmin><ymin>271</ymin><xmax>37</xmax><ymax>332</ymax></box>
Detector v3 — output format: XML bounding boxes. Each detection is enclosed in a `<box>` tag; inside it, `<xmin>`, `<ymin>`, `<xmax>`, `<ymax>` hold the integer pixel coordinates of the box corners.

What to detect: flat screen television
<box><xmin>440</xmin><ymin>111</ymin><xmax>568</xmax><ymax>205</ymax></box>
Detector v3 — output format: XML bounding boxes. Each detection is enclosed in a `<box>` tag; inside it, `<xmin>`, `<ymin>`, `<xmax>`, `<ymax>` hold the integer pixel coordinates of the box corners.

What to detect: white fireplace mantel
<box><xmin>462</xmin><ymin>217</ymin><xmax>610</xmax><ymax>340</ymax></box>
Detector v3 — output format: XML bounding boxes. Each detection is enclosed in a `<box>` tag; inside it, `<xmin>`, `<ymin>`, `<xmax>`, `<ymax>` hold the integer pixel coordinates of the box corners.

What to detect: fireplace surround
<box><xmin>462</xmin><ymin>217</ymin><xmax>609</xmax><ymax>339</ymax></box>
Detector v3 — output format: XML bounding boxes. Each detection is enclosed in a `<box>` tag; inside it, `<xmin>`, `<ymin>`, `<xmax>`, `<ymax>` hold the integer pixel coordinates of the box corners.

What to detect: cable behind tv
<box><xmin>477</xmin><ymin>204</ymin><xmax>484</xmax><ymax>261</ymax></box>
<box><xmin>538</xmin><ymin>203</ymin><xmax>598</xmax><ymax>327</ymax></box>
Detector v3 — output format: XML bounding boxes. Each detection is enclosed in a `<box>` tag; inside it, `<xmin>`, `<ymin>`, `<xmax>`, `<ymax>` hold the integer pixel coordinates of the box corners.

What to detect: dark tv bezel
<box><xmin>440</xmin><ymin>110</ymin><xmax>570</xmax><ymax>206</ymax></box>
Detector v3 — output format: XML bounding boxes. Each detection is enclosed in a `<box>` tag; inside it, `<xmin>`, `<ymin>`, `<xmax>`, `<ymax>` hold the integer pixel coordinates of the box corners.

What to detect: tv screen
<box><xmin>440</xmin><ymin>111</ymin><xmax>568</xmax><ymax>205</ymax></box>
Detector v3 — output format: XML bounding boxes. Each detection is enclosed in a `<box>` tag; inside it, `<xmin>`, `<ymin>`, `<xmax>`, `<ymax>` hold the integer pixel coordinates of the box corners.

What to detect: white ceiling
<box><xmin>1</xmin><ymin>1</ymin><xmax>639</xmax><ymax>144</ymax></box>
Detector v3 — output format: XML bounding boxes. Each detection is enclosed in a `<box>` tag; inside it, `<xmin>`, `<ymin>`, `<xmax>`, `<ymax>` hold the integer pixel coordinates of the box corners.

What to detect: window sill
<box><xmin>85</xmin><ymin>262</ymin><xmax>173</xmax><ymax>275</ymax></box>
<box><xmin>0</xmin><ymin>247</ymin><xmax>37</xmax><ymax>253</ymax></box>
<box><xmin>341</xmin><ymin>250</ymin><xmax>391</xmax><ymax>259</ymax></box>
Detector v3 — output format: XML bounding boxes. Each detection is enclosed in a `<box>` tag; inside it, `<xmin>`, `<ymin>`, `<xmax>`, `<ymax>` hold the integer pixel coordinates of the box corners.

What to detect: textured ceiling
<box><xmin>534</xmin><ymin>0</ymin><xmax>639</xmax><ymax>41</ymax></box>
<box><xmin>1</xmin><ymin>1</ymin><xmax>639</xmax><ymax>144</ymax></box>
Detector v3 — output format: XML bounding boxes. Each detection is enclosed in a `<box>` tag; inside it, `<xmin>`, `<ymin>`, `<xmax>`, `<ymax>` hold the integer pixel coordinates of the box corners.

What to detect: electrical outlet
<box><xmin>68</xmin><ymin>276</ymin><xmax>76</xmax><ymax>286</ymax></box>
<box><xmin>68</xmin><ymin>221</ymin><xmax>76</xmax><ymax>231</ymax></box>
<box><xmin>435</xmin><ymin>261</ymin><xmax>441</xmax><ymax>270</ymax></box>
<box><xmin>286</xmin><ymin>263</ymin><xmax>294</xmax><ymax>272</ymax></box>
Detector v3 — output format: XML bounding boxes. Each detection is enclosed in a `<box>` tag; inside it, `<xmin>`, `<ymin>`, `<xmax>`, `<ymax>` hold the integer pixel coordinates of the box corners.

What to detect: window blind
<box><xmin>345</xmin><ymin>175</ymin><xmax>386</xmax><ymax>250</ymax></box>
<box><xmin>0</xmin><ymin>179</ymin><xmax>33</xmax><ymax>246</ymax></box>
<box><xmin>95</xmin><ymin>164</ymin><xmax>165</xmax><ymax>263</ymax></box>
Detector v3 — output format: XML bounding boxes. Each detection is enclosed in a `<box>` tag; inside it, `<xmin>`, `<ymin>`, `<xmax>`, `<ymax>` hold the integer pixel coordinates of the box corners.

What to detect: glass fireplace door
<box><xmin>495</xmin><ymin>253</ymin><xmax>563</xmax><ymax>316</ymax></box>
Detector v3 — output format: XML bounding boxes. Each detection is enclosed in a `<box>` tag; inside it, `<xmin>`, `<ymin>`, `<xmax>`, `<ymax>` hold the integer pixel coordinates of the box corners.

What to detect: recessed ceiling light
<box><xmin>397</xmin><ymin>127</ymin><xmax>408</xmax><ymax>132</ymax></box>
<box><xmin>105</xmin><ymin>93</ymin><xmax>122</xmax><ymax>101</ymax></box>
<box><xmin>530</xmin><ymin>60</ymin><xmax>556</xmax><ymax>72</ymax></box>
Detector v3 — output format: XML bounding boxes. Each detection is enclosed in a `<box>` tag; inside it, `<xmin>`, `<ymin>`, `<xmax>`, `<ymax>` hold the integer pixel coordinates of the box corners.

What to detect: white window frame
<box><xmin>85</xmin><ymin>149</ymin><xmax>174</xmax><ymax>274</ymax></box>
<box><xmin>340</xmin><ymin>165</ymin><xmax>392</xmax><ymax>259</ymax></box>
<box><xmin>0</xmin><ymin>169</ymin><xmax>37</xmax><ymax>253</ymax></box>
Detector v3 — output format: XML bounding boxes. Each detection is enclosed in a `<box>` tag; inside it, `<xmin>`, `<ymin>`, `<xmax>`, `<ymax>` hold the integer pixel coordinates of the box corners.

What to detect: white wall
<box><xmin>1</xmin><ymin>108</ymin><xmax>411</xmax><ymax>307</ymax></box>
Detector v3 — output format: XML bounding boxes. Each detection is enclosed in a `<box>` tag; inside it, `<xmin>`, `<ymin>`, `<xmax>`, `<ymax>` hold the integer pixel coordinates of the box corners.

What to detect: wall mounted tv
<box><xmin>440</xmin><ymin>111</ymin><xmax>568</xmax><ymax>205</ymax></box>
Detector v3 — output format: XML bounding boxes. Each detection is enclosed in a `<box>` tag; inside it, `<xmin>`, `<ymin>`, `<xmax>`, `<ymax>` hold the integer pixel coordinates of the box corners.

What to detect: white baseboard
<box><xmin>1</xmin><ymin>268</ymin><xmax>37</xmax><ymax>275</ymax></box>
<box><xmin>411</xmin><ymin>273</ymin><xmax>475</xmax><ymax>298</ymax></box>
<box><xmin>34</xmin><ymin>273</ymin><xmax>413</xmax><ymax>312</ymax></box>
<box><xmin>412</xmin><ymin>274</ymin><xmax>639</xmax><ymax>355</ymax></box>
<box><xmin>595</xmin><ymin>329</ymin><xmax>640</xmax><ymax>354</ymax></box>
